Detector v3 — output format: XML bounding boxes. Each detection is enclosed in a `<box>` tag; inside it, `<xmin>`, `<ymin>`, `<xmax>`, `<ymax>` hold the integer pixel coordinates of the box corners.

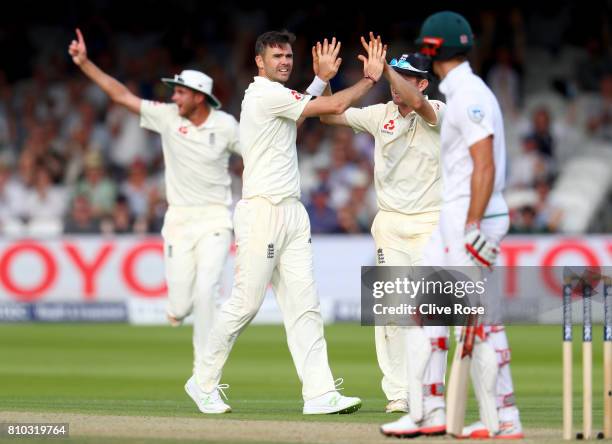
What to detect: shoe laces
<box><xmin>334</xmin><ymin>378</ymin><xmax>344</xmax><ymax>391</ymax></box>
<box><xmin>217</xmin><ymin>384</ymin><xmax>230</xmax><ymax>401</ymax></box>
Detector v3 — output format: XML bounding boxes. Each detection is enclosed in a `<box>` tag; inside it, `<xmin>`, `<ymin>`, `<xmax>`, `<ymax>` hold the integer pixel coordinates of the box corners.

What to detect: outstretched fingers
<box><xmin>76</xmin><ymin>28</ymin><xmax>84</xmax><ymax>45</ymax></box>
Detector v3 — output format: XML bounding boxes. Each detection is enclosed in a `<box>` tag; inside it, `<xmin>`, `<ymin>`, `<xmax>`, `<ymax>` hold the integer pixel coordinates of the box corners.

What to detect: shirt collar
<box><xmin>393</xmin><ymin>95</ymin><xmax>429</xmax><ymax>119</ymax></box>
<box><xmin>183</xmin><ymin>108</ymin><xmax>216</xmax><ymax>130</ymax></box>
<box><xmin>439</xmin><ymin>61</ymin><xmax>472</xmax><ymax>96</ymax></box>
<box><xmin>254</xmin><ymin>76</ymin><xmax>280</xmax><ymax>87</ymax></box>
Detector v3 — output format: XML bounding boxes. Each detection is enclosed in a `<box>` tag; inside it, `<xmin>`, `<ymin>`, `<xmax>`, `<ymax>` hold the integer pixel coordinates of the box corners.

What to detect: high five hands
<box><xmin>312</xmin><ymin>37</ymin><xmax>342</xmax><ymax>82</ymax></box>
<box><xmin>359</xmin><ymin>32</ymin><xmax>387</xmax><ymax>83</ymax></box>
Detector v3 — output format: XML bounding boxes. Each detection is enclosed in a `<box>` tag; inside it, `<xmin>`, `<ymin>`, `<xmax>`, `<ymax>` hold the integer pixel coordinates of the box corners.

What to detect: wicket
<box><xmin>563</xmin><ymin>273</ymin><xmax>612</xmax><ymax>440</ymax></box>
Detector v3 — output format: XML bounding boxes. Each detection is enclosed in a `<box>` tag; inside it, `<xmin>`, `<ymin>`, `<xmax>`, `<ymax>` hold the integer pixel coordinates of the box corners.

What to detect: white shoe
<box><xmin>380</xmin><ymin>414</ymin><xmax>421</xmax><ymax>438</ymax></box>
<box><xmin>303</xmin><ymin>379</ymin><xmax>361</xmax><ymax>414</ymax></box>
<box><xmin>420</xmin><ymin>407</ymin><xmax>446</xmax><ymax>436</ymax></box>
<box><xmin>460</xmin><ymin>419</ymin><xmax>524</xmax><ymax>439</ymax></box>
<box><xmin>303</xmin><ymin>391</ymin><xmax>362</xmax><ymax>414</ymax></box>
<box><xmin>496</xmin><ymin>419</ymin><xmax>524</xmax><ymax>439</ymax></box>
<box><xmin>460</xmin><ymin>421</ymin><xmax>490</xmax><ymax>439</ymax></box>
<box><xmin>184</xmin><ymin>376</ymin><xmax>231</xmax><ymax>414</ymax></box>
<box><xmin>385</xmin><ymin>399</ymin><xmax>409</xmax><ymax>413</ymax></box>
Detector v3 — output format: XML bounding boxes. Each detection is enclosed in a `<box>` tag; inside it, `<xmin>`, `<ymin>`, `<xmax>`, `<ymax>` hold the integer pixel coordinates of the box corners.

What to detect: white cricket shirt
<box><xmin>345</xmin><ymin>100</ymin><xmax>444</xmax><ymax>215</ymax></box>
<box><xmin>239</xmin><ymin>76</ymin><xmax>312</xmax><ymax>204</ymax></box>
<box><xmin>140</xmin><ymin>101</ymin><xmax>240</xmax><ymax>208</ymax></box>
<box><xmin>438</xmin><ymin>62</ymin><xmax>508</xmax><ymax>215</ymax></box>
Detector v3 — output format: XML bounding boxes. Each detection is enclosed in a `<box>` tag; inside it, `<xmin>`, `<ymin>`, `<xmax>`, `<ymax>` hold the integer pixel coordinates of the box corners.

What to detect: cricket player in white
<box><xmin>319</xmin><ymin>43</ymin><xmax>446</xmax><ymax>433</ymax></box>
<box><xmin>381</xmin><ymin>12</ymin><xmax>524</xmax><ymax>439</ymax></box>
<box><xmin>186</xmin><ymin>31</ymin><xmax>386</xmax><ymax>414</ymax></box>
<box><xmin>69</xmin><ymin>29</ymin><xmax>239</xmax><ymax>389</ymax></box>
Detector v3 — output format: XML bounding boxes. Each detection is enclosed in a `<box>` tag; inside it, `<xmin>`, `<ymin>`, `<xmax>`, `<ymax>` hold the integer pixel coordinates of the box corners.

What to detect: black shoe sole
<box><xmin>335</xmin><ymin>401</ymin><xmax>362</xmax><ymax>414</ymax></box>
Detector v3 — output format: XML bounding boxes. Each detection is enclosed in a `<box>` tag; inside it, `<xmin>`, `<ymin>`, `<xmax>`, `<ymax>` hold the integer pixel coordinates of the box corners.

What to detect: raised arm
<box><xmin>383</xmin><ymin>62</ymin><xmax>437</xmax><ymax>125</ymax></box>
<box><xmin>68</xmin><ymin>28</ymin><xmax>141</xmax><ymax>114</ymax></box>
<box><xmin>300</xmin><ymin>34</ymin><xmax>386</xmax><ymax>118</ymax></box>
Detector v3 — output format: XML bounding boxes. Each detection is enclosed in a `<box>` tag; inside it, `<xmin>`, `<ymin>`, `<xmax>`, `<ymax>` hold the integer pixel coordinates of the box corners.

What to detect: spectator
<box><xmin>336</xmin><ymin>206</ymin><xmax>364</xmax><ymax>234</ymax></box>
<box><xmin>328</xmin><ymin>128</ymin><xmax>360</xmax><ymax>209</ymax></box>
<box><xmin>23</xmin><ymin>165</ymin><xmax>67</xmax><ymax>223</ymax></box>
<box><xmin>64</xmin><ymin>194</ymin><xmax>101</xmax><ymax>234</ymax></box>
<box><xmin>120</xmin><ymin>159</ymin><xmax>154</xmax><ymax>217</ymax></box>
<box><xmin>0</xmin><ymin>158</ymin><xmax>26</xmax><ymax>227</ymax></box>
<box><xmin>101</xmin><ymin>195</ymin><xmax>136</xmax><ymax>234</ymax></box>
<box><xmin>585</xmin><ymin>73</ymin><xmax>612</xmax><ymax>141</ymax></box>
<box><xmin>534</xmin><ymin>179</ymin><xmax>563</xmax><ymax>232</ymax></box>
<box><xmin>507</xmin><ymin>135</ymin><xmax>552</xmax><ymax>188</ymax></box>
<box><xmin>306</xmin><ymin>186</ymin><xmax>339</xmax><ymax>234</ymax></box>
<box><xmin>486</xmin><ymin>47</ymin><xmax>521</xmax><ymax>120</ymax></box>
<box><xmin>526</xmin><ymin>107</ymin><xmax>555</xmax><ymax>158</ymax></box>
<box><xmin>74</xmin><ymin>151</ymin><xmax>117</xmax><ymax>217</ymax></box>
<box><xmin>510</xmin><ymin>205</ymin><xmax>550</xmax><ymax>234</ymax></box>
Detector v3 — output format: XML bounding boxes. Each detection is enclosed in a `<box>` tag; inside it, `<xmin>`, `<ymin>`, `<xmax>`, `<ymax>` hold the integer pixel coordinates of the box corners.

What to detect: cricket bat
<box><xmin>446</xmin><ymin>315</ymin><xmax>477</xmax><ymax>437</ymax></box>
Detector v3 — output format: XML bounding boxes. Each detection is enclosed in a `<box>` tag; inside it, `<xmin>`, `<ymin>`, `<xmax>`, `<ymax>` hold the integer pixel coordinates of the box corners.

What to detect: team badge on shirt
<box><xmin>381</xmin><ymin>119</ymin><xmax>396</xmax><ymax>134</ymax></box>
<box><xmin>467</xmin><ymin>105</ymin><xmax>485</xmax><ymax>123</ymax></box>
<box><xmin>290</xmin><ymin>90</ymin><xmax>303</xmax><ymax>101</ymax></box>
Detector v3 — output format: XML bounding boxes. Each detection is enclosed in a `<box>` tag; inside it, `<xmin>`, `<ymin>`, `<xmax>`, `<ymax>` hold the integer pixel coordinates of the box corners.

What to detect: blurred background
<box><xmin>0</xmin><ymin>1</ymin><xmax>611</xmax><ymax>324</ymax></box>
<box><xmin>0</xmin><ymin>0</ymin><xmax>610</xmax><ymax>237</ymax></box>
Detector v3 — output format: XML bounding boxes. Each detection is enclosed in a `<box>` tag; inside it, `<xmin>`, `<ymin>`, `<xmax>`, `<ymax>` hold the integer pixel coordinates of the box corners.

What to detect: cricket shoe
<box><xmin>303</xmin><ymin>378</ymin><xmax>361</xmax><ymax>414</ymax></box>
<box><xmin>419</xmin><ymin>407</ymin><xmax>446</xmax><ymax>436</ymax></box>
<box><xmin>380</xmin><ymin>414</ymin><xmax>421</xmax><ymax>438</ymax></box>
<box><xmin>385</xmin><ymin>399</ymin><xmax>409</xmax><ymax>413</ymax></box>
<box><xmin>459</xmin><ymin>420</ymin><xmax>524</xmax><ymax>439</ymax></box>
<box><xmin>184</xmin><ymin>376</ymin><xmax>231</xmax><ymax>414</ymax></box>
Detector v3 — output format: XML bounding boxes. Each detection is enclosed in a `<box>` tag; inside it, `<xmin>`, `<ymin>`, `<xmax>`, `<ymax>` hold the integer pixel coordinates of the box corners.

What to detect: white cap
<box><xmin>161</xmin><ymin>70</ymin><xmax>221</xmax><ymax>109</ymax></box>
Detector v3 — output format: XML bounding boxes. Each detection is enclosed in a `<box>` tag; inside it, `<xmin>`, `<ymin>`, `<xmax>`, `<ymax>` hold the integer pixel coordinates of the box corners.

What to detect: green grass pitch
<box><xmin>0</xmin><ymin>323</ymin><xmax>605</xmax><ymax>431</ymax></box>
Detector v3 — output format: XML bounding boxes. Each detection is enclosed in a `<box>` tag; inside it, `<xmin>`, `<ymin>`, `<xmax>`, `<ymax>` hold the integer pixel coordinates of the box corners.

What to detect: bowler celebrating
<box><xmin>188</xmin><ymin>30</ymin><xmax>386</xmax><ymax>414</ymax></box>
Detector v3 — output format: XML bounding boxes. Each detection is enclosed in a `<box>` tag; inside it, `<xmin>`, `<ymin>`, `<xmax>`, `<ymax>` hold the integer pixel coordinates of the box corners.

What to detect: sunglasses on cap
<box><xmin>389</xmin><ymin>58</ymin><xmax>429</xmax><ymax>75</ymax></box>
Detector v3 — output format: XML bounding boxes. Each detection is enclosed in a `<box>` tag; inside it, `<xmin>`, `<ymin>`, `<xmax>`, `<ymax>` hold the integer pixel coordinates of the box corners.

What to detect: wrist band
<box><xmin>306</xmin><ymin>76</ymin><xmax>327</xmax><ymax>96</ymax></box>
<box><xmin>364</xmin><ymin>75</ymin><xmax>377</xmax><ymax>84</ymax></box>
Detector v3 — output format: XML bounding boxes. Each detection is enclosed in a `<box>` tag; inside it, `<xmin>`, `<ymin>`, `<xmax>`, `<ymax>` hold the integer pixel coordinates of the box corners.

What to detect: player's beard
<box><xmin>178</xmin><ymin>102</ymin><xmax>197</xmax><ymax>118</ymax></box>
<box><xmin>267</xmin><ymin>65</ymin><xmax>291</xmax><ymax>84</ymax></box>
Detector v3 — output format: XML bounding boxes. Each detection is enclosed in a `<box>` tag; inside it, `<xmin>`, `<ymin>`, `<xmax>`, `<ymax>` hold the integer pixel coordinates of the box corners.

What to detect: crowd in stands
<box><xmin>0</xmin><ymin>5</ymin><xmax>610</xmax><ymax>236</ymax></box>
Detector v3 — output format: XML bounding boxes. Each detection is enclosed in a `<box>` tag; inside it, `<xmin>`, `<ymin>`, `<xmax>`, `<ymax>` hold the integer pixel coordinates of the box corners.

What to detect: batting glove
<box><xmin>464</xmin><ymin>222</ymin><xmax>499</xmax><ymax>268</ymax></box>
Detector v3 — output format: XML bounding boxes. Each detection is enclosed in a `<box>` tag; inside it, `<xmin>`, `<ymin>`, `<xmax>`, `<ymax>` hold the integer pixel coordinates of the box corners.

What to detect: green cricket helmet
<box><xmin>416</xmin><ymin>11</ymin><xmax>473</xmax><ymax>60</ymax></box>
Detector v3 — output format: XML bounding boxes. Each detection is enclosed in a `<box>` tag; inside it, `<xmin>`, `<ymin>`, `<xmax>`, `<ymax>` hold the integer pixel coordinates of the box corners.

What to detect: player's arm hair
<box><xmin>300</xmin><ymin>78</ymin><xmax>374</xmax><ymax>118</ymax></box>
<box><xmin>78</xmin><ymin>60</ymin><xmax>141</xmax><ymax>114</ymax></box>
<box><xmin>318</xmin><ymin>84</ymin><xmax>350</xmax><ymax>127</ymax></box>
<box><xmin>384</xmin><ymin>68</ymin><xmax>437</xmax><ymax>125</ymax></box>
<box><xmin>466</xmin><ymin>136</ymin><xmax>495</xmax><ymax>225</ymax></box>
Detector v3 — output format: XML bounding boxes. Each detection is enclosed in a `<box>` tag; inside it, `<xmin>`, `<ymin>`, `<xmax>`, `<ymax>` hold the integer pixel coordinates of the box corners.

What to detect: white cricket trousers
<box><xmin>161</xmin><ymin>205</ymin><xmax>232</xmax><ymax>379</ymax></box>
<box><xmin>371</xmin><ymin>210</ymin><xmax>439</xmax><ymax>401</ymax></box>
<box><xmin>198</xmin><ymin>197</ymin><xmax>336</xmax><ymax>400</ymax></box>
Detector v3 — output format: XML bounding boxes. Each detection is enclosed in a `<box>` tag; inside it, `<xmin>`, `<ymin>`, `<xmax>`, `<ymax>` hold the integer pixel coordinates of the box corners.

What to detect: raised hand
<box><xmin>312</xmin><ymin>37</ymin><xmax>342</xmax><ymax>82</ymax></box>
<box><xmin>357</xmin><ymin>32</ymin><xmax>387</xmax><ymax>82</ymax></box>
<box><xmin>68</xmin><ymin>28</ymin><xmax>88</xmax><ymax>66</ymax></box>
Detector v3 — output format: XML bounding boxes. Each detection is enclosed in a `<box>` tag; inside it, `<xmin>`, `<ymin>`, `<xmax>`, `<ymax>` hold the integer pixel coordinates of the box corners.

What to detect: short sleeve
<box><xmin>425</xmin><ymin>100</ymin><xmax>446</xmax><ymax>130</ymax></box>
<box><xmin>345</xmin><ymin>105</ymin><xmax>384</xmax><ymax>135</ymax></box>
<box><xmin>140</xmin><ymin>100</ymin><xmax>176</xmax><ymax>133</ymax></box>
<box><xmin>227</xmin><ymin>115</ymin><xmax>241</xmax><ymax>155</ymax></box>
<box><xmin>455</xmin><ymin>97</ymin><xmax>494</xmax><ymax>147</ymax></box>
<box><xmin>261</xmin><ymin>87</ymin><xmax>312</xmax><ymax>121</ymax></box>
